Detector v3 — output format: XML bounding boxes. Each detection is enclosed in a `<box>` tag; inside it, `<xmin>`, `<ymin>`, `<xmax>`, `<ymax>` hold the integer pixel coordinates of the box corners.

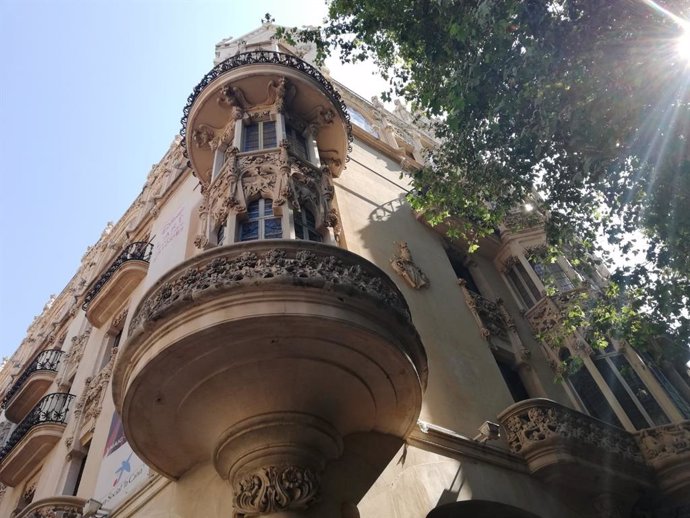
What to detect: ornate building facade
<box><xmin>0</xmin><ymin>24</ymin><xmax>688</xmax><ymax>518</ymax></box>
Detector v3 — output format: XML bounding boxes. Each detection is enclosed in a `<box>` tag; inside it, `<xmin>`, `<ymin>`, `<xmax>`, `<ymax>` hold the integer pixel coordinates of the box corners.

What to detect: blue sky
<box><xmin>0</xmin><ymin>0</ymin><xmax>385</xmax><ymax>358</ymax></box>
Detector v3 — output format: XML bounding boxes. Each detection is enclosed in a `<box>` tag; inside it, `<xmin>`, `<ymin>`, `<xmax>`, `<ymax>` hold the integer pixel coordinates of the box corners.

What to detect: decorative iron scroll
<box><xmin>2</xmin><ymin>349</ymin><xmax>63</xmax><ymax>408</ymax></box>
<box><xmin>180</xmin><ymin>50</ymin><xmax>353</xmax><ymax>159</ymax></box>
<box><xmin>0</xmin><ymin>393</ymin><xmax>74</xmax><ymax>462</ymax></box>
<box><xmin>82</xmin><ymin>242</ymin><xmax>153</xmax><ymax>310</ymax></box>
<box><xmin>129</xmin><ymin>241</ymin><xmax>411</xmax><ymax>334</ymax></box>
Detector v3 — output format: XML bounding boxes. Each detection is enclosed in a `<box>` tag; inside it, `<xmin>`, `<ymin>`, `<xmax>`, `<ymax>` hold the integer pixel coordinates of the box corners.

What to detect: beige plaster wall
<box><xmin>335</xmin><ymin>139</ymin><xmax>515</xmax><ymax>437</ymax></box>
<box><xmin>145</xmin><ymin>174</ymin><xmax>200</xmax><ymax>289</ymax></box>
<box><xmin>357</xmin><ymin>444</ymin><xmax>580</xmax><ymax>518</ymax></box>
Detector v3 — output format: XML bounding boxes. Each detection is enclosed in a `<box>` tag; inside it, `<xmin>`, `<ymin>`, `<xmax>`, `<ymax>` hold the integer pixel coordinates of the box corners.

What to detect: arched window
<box><xmin>294</xmin><ymin>208</ymin><xmax>322</xmax><ymax>242</ymax></box>
<box><xmin>239</xmin><ymin>199</ymin><xmax>282</xmax><ymax>241</ymax></box>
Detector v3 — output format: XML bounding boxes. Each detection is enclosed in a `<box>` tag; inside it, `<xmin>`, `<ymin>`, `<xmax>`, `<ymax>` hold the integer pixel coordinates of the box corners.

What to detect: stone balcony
<box><xmin>14</xmin><ymin>496</ymin><xmax>86</xmax><ymax>518</ymax></box>
<box><xmin>524</xmin><ymin>287</ymin><xmax>589</xmax><ymax>338</ymax></box>
<box><xmin>113</xmin><ymin>240</ymin><xmax>427</xmax><ymax>514</ymax></box>
<box><xmin>0</xmin><ymin>393</ymin><xmax>75</xmax><ymax>486</ymax></box>
<box><xmin>498</xmin><ymin>399</ymin><xmax>653</xmax><ymax>511</ymax></box>
<box><xmin>181</xmin><ymin>50</ymin><xmax>352</xmax><ymax>186</ymax></box>
<box><xmin>82</xmin><ymin>241</ymin><xmax>153</xmax><ymax>327</ymax></box>
<box><xmin>3</xmin><ymin>349</ymin><xmax>63</xmax><ymax>423</ymax></box>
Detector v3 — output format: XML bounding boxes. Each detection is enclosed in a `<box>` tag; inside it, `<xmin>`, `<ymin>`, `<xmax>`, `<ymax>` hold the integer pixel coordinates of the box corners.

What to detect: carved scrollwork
<box><xmin>636</xmin><ymin>422</ymin><xmax>690</xmax><ymax>464</ymax></box>
<box><xmin>233</xmin><ymin>465</ymin><xmax>319</xmax><ymax>517</ymax></box>
<box><xmin>192</xmin><ymin>124</ymin><xmax>216</xmax><ymax>149</ymax></box>
<box><xmin>500</xmin><ymin>400</ymin><xmax>644</xmax><ymax>463</ymax></box>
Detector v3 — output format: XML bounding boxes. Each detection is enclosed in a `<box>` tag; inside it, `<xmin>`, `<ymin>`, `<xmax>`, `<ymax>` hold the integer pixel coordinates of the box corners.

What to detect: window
<box><xmin>560</xmin><ymin>348</ymin><xmax>622</xmax><ymax>427</ymax></box>
<box><xmin>506</xmin><ymin>262</ymin><xmax>542</xmax><ymax>308</ymax></box>
<box><xmin>239</xmin><ymin>199</ymin><xmax>282</xmax><ymax>241</ymax></box>
<box><xmin>242</xmin><ymin>121</ymin><xmax>277</xmax><ymax>152</ymax></box>
<box><xmin>593</xmin><ymin>350</ymin><xmax>670</xmax><ymax>428</ymax></box>
<box><xmin>347</xmin><ymin>107</ymin><xmax>379</xmax><ymax>138</ymax></box>
<box><xmin>445</xmin><ymin>249</ymin><xmax>480</xmax><ymax>293</ymax></box>
<box><xmin>216</xmin><ymin>223</ymin><xmax>226</xmax><ymax>246</ymax></box>
<box><xmin>294</xmin><ymin>208</ymin><xmax>322</xmax><ymax>242</ymax></box>
<box><xmin>495</xmin><ymin>357</ymin><xmax>529</xmax><ymax>402</ymax></box>
<box><xmin>286</xmin><ymin>124</ymin><xmax>309</xmax><ymax>161</ymax></box>
<box><xmin>532</xmin><ymin>261</ymin><xmax>575</xmax><ymax>293</ymax></box>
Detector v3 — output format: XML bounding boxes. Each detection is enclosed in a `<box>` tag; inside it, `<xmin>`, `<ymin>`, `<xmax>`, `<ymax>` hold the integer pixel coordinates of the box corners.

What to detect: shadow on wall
<box><xmin>434</xmin><ymin>465</ymin><xmax>467</xmax><ymax>508</ymax></box>
<box><xmin>427</xmin><ymin>499</ymin><xmax>543</xmax><ymax>518</ymax></box>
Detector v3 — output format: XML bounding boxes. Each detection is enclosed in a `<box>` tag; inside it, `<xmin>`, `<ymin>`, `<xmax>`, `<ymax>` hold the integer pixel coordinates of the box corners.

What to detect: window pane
<box><xmin>263</xmin><ymin>121</ymin><xmax>277</xmax><ymax>148</ymax></box>
<box><xmin>609</xmin><ymin>355</ymin><xmax>670</xmax><ymax>425</ymax></box>
<box><xmin>240</xmin><ymin>221</ymin><xmax>259</xmax><ymax>241</ymax></box>
<box><xmin>640</xmin><ymin>352</ymin><xmax>690</xmax><ymax>419</ymax></box>
<box><xmin>243</xmin><ymin>124</ymin><xmax>259</xmax><ymax>151</ymax></box>
<box><xmin>264</xmin><ymin>217</ymin><xmax>282</xmax><ymax>238</ymax></box>
<box><xmin>287</xmin><ymin>126</ymin><xmax>308</xmax><ymax>160</ymax></box>
<box><xmin>308</xmin><ymin>230</ymin><xmax>322</xmax><ymax>242</ymax></box>
<box><xmin>263</xmin><ymin>200</ymin><xmax>274</xmax><ymax>216</ymax></box>
<box><xmin>246</xmin><ymin>200</ymin><xmax>261</xmax><ymax>219</ymax></box>
<box><xmin>217</xmin><ymin>224</ymin><xmax>226</xmax><ymax>246</ymax></box>
<box><xmin>516</xmin><ymin>262</ymin><xmax>542</xmax><ymax>300</ymax></box>
<box><xmin>507</xmin><ymin>268</ymin><xmax>533</xmax><ymax>307</ymax></box>
<box><xmin>295</xmin><ymin>219</ymin><xmax>305</xmax><ymax>240</ymax></box>
<box><xmin>569</xmin><ymin>365</ymin><xmax>622</xmax><ymax>427</ymax></box>
<box><xmin>593</xmin><ymin>357</ymin><xmax>649</xmax><ymax>429</ymax></box>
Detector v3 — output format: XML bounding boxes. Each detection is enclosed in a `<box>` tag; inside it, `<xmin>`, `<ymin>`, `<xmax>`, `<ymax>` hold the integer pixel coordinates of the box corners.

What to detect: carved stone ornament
<box><xmin>499</xmin><ymin>400</ymin><xmax>644</xmax><ymax>464</ymax></box>
<box><xmin>200</xmin><ymin>143</ymin><xmax>341</xmax><ymax>247</ymax></box>
<box><xmin>636</xmin><ymin>421</ymin><xmax>690</xmax><ymax>463</ymax></box>
<box><xmin>56</xmin><ymin>328</ymin><xmax>91</xmax><ymax>387</ymax></box>
<box><xmin>458</xmin><ymin>281</ymin><xmax>508</xmax><ymax>341</ymax></box>
<box><xmin>233</xmin><ymin>465</ymin><xmax>319</xmax><ymax>517</ymax></box>
<box><xmin>192</xmin><ymin>124</ymin><xmax>216</xmax><ymax>149</ymax></box>
<box><xmin>390</xmin><ymin>241</ymin><xmax>429</xmax><ymax>289</ymax></box>
<box><xmin>129</xmin><ymin>243</ymin><xmax>411</xmax><ymax>335</ymax></box>
<box><xmin>635</xmin><ymin>421</ymin><xmax>690</xmax><ymax>497</ymax></box>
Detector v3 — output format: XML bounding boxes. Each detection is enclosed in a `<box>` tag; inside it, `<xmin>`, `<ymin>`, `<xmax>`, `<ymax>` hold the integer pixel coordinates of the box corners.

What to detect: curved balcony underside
<box><xmin>4</xmin><ymin>371</ymin><xmax>56</xmax><ymax>423</ymax></box>
<box><xmin>113</xmin><ymin>241</ymin><xmax>427</xmax><ymax>480</ymax></box>
<box><xmin>0</xmin><ymin>422</ymin><xmax>67</xmax><ymax>486</ymax></box>
<box><xmin>3</xmin><ymin>349</ymin><xmax>63</xmax><ymax>423</ymax></box>
<box><xmin>181</xmin><ymin>51</ymin><xmax>352</xmax><ymax>185</ymax></box>
<box><xmin>85</xmin><ymin>260</ymin><xmax>148</xmax><ymax>327</ymax></box>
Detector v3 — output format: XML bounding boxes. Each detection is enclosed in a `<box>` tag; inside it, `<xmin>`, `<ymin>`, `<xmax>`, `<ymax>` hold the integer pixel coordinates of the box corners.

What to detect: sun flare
<box><xmin>676</xmin><ymin>30</ymin><xmax>690</xmax><ymax>63</ymax></box>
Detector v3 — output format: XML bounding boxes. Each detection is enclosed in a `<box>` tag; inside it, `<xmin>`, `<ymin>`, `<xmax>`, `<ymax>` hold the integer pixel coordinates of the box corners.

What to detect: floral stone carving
<box><xmin>234</xmin><ymin>465</ymin><xmax>319</xmax><ymax>517</ymax></box>
<box><xmin>498</xmin><ymin>399</ymin><xmax>651</xmax><ymax>494</ymax></box>
<box><xmin>636</xmin><ymin>421</ymin><xmax>690</xmax><ymax>497</ymax></box>
<box><xmin>129</xmin><ymin>241</ymin><xmax>411</xmax><ymax>335</ymax></box>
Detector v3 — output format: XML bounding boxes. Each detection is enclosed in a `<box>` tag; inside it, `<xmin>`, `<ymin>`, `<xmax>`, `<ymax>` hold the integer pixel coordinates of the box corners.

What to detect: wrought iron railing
<box><xmin>82</xmin><ymin>242</ymin><xmax>153</xmax><ymax>311</ymax></box>
<box><xmin>0</xmin><ymin>393</ymin><xmax>74</xmax><ymax>462</ymax></box>
<box><xmin>2</xmin><ymin>349</ymin><xmax>63</xmax><ymax>408</ymax></box>
<box><xmin>180</xmin><ymin>50</ymin><xmax>353</xmax><ymax>158</ymax></box>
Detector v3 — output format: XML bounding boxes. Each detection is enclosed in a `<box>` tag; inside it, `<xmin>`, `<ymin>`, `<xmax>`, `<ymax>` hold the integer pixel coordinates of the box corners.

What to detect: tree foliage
<box><xmin>279</xmin><ymin>1</ymin><xmax>690</xmax><ymax>357</ymax></box>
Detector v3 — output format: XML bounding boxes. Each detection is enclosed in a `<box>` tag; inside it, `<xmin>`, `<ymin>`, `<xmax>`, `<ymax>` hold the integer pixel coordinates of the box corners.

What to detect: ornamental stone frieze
<box><xmin>129</xmin><ymin>243</ymin><xmax>410</xmax><ymax>333</ymax></box>
<box><xmin>498</xmin><ymin>399</ymin><xmax>652</xmax><ymax>500</ymax></box>
<box><xmin>636</xmin><ymin>421</ymin><xmax>690</xmax><ymax>499</ymax></box>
